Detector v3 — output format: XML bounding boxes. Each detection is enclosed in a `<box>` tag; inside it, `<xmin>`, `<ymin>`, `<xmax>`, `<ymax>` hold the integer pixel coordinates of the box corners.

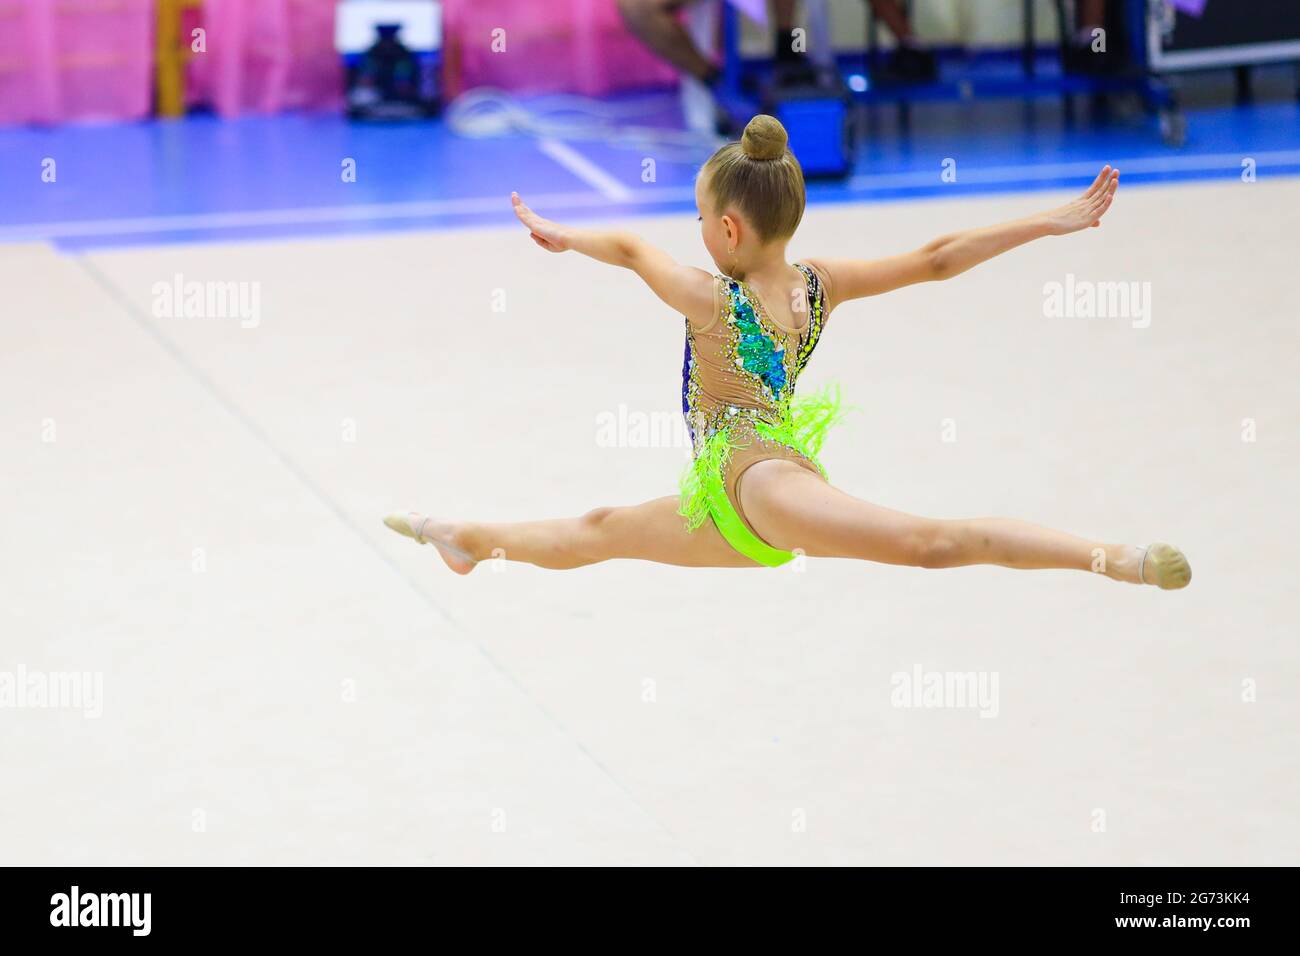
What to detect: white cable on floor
<box><xmin>444</xmin><ymin>87</ymin><xmax>720</xmax><ymax>161</ymax></box>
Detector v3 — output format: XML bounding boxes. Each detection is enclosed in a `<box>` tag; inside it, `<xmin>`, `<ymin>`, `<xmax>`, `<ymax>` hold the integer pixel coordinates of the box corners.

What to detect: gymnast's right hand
<box><xmin>511</xmin><ymin>192</ymin><xmax>570</xmax><ymax>252</ymax></box>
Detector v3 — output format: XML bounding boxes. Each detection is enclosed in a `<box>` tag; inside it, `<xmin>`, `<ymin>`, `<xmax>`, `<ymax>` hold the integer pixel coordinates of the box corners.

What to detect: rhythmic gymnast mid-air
<box><xmin>385</xmin><ymin>114</ymin><xmax>1190</xmax><ymax>591</ymax></box>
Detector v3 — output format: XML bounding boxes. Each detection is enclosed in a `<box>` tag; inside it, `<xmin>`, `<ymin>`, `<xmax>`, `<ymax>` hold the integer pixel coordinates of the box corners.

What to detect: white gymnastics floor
<box><xmin>2</xmin><ymin>178</ymin><xmax>1297</xmax><ymax>866</ymax></box>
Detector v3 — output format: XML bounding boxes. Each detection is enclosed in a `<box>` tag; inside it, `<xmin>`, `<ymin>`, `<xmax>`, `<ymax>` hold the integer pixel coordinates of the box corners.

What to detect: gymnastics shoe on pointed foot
<box><xmin>1139</xmin><ymin>543</ymin><xmax>1191</xmax><ymax>590</ymax></box>
<box><xmin>383</xmin><ymin>512</ymin><xmax>477</xmax><ymax>575</ymax></box>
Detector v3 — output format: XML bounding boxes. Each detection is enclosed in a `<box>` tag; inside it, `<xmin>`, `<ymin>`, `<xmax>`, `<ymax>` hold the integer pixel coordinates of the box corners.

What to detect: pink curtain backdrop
<box><xmin>186</xmin><ymin>0</ymin><xmax>343</xmax><ymax>117</ymax></box>
<box><xmin>0</xmin><ymin>0</ymin><xmax>683</xmax><ymax>126</ymax></box>
<box><xmin>0</xmin><ymin>0</ymin><xmax>154</xmax><ymax>126</ymax></box>
<box><xmin>441</xmin><ymin>0</ymin><xmax>677</xmax><ymax>98</ymax></box>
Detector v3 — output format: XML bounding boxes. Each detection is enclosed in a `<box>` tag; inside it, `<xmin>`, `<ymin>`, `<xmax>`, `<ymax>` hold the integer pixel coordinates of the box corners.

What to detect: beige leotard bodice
<box><xmin>681</xmin><ymin>263</ymin><xmax>831</xmax><ymax>524</ymax></box>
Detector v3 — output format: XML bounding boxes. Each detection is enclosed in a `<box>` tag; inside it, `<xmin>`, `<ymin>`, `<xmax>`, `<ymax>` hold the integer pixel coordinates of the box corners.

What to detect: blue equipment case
<box><xmin>767</xmin><ymin>76</ymin><xmax>853</xmax><ymax>178</ymax></box>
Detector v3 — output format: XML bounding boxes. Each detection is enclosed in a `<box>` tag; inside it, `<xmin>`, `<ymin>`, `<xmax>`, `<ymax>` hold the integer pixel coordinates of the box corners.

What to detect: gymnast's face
<box><xmin>695</xmin><ymin>171</ymin><xmax>737</xmax><ymax>272</ymax></box>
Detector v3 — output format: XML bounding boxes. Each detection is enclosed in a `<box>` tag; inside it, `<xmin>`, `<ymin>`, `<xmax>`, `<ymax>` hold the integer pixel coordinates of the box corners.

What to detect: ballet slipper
<box><xmin>383</xmin><ymin>512</ymin><xmax>477</xmax><ymax>574</ymax></box>
<box><xmin>1138</xmin><ymin>543</ymin><xmax>1191</xmax><ymax>590</ymax></box>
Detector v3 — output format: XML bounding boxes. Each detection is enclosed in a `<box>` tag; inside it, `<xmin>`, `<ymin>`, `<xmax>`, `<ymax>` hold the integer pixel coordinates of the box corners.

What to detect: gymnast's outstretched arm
<box><xmin>806</xmin><ymin>165</ymin><xmax>1120</xmax><ymax>311</ymax></box>
<box><xmin>511</xmin><ymin>192</ymin><xmax>715</xmax><ymax>323</ymax></box>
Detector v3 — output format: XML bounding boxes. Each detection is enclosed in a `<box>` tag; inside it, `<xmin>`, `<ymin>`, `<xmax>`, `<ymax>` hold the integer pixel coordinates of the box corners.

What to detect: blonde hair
<box><xmin>700</xmin><ymin>114</ymin><xmax>805</xmax><ymax>242</ymax></box>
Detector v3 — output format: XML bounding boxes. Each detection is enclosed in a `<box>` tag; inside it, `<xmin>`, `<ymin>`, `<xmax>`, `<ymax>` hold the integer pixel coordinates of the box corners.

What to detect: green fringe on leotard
<box><xmin>678</xmin><ymin>384</ymin><xmax>848</xmax><ymax>533</ymax></box>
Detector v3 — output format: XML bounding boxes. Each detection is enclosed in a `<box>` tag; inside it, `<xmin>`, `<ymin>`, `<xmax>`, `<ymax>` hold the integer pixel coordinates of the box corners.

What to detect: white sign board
<box><xmin>335</xmin><ymin>0</ymin><xmax>441</xmax><ymax>54</ymax></box>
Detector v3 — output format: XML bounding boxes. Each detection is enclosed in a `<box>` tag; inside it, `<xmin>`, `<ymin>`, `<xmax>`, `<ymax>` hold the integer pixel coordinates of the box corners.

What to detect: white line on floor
<box><xmin>2</xmin><ymin>151</ymin><xmax>1298</xmax><ymax>243</ymax></box>
<box><xmin>537</xmin><ymin>137</ymin><xmax>637</xmax><ymax>201</ymax></box>
<box><xmin>0</xmin><ymin>190</ymin><xmax>623</xmax><ymax>242</ymax></box>
<box><xmin>72</xmin><ymin>255</ymin><xmax>700</xmax><ymax>865</ymax></box>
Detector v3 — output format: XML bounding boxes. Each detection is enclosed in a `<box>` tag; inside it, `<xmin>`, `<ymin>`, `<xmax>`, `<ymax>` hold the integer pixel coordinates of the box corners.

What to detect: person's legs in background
<box><xmin>617</xmin><ymin>0</ymin><xmax>744</xmax><ymax>132</ymax></box>
<box><xmin>1063</xmin><ymin>0</ymin><xmax>1120</xmax><ymax>74</ymax></box>
<box><xmin>772</xmin><ymin>0</ymin><xmax>935</xmax><ymax>85</ymax></box>
<box><xmin>772</xmin><ymin>0</ymin><xmax>819</xmax><ymax>83</ymax></box>
<box><xmin>867</xmin><ymin>0</ymin><xmax>938</xmax><ymax>82</ymax></box>
<box><xmin>617</xmin><ymin>0</ymin><xmax>939</xmax><ymax>125</ymax></box>
<box><xmin>1077</xmin><ymin>0</ymin><xmax>1108</xmax><ymax>40</ymax></box>
<box><xmin>615</xmin><ymin>0</ymin><xmax>720</xmax><ymax>86</ymax></box>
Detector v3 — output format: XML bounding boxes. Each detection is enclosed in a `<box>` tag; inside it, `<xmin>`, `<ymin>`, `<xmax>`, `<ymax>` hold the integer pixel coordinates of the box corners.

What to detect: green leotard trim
<box><xmin>677</xmin><ymin>384</ymin><xmax>847</xmax><ymax>567</ymax></box>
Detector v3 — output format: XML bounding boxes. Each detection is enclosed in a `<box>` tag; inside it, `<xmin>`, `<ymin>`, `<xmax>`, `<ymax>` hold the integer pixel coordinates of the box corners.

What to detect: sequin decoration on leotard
<box><xmin>730</xmin><ymin>285</ymin><xmax>788</xmax><ymax>398</ymax></box>
<box><xmin>678</xmin><ymin>263</ymin><xmax>842</xmax><ymax>536</ymax></box>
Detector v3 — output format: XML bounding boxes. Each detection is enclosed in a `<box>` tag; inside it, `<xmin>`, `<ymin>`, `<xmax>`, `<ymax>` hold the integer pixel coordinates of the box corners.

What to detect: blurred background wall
<box><xmin>0</xmin><ymin>0</ymin><xmax>1077</xmax><ymax>127</ymax></box>
<box><xmin>737</xmin><ymin>0</ymin><xmax>1071</xmax><ymax>53</ymax></box>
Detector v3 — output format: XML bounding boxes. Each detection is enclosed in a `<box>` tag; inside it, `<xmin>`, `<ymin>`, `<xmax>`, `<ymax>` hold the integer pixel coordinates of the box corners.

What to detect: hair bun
<box><xmin>740</xmin><ymin>114</ymin><xmax>788</xmax><ymax>161</ymax></box>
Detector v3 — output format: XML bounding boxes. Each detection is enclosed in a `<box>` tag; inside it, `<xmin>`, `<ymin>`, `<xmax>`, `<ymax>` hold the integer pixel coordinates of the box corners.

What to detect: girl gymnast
<box><xmin>385</xmin><ymin>115</ymin><xmax>1190</xmax><ymax>590</ymax></box>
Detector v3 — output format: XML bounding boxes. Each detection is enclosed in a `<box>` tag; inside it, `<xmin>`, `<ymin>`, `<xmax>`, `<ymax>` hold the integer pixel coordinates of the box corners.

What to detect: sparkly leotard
<box><xmin>679</xmin><ymin>262</ymin><xmax>842</xmax><ymax>566</ymax></box>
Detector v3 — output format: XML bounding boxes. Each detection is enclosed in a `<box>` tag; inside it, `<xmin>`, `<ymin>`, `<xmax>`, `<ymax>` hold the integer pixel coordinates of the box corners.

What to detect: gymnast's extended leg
<box><xmin>384</xmin><ymin>498</ymin><xmax>757</xmax><ymax>572</ymax></box>
<box><xmin>735</xmin><ymin>460</ymin><xmax>1190</xmax><ymax>587</ymax></box>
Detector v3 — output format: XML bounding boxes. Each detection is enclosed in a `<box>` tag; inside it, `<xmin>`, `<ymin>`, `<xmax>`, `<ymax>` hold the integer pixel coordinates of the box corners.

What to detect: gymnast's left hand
<box><xmin>1044</xmin><ymin>165</ymin><xmax>1120</xmax><ymax>235</ymax></box>
<box><xmin>512</xmin><ymin>192</ymin><xmax>570</xmax><ymax>252</ymax></box>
